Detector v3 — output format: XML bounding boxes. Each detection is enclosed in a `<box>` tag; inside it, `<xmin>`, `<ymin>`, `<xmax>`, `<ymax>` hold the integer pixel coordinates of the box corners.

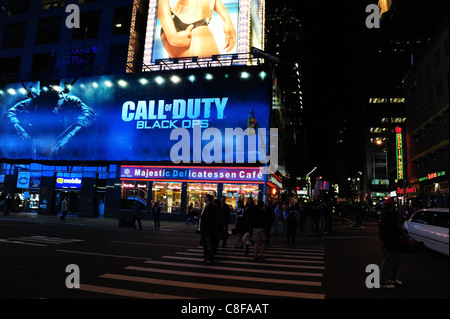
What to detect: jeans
<box><xmin>154</xmin><ymin>213</ymin><xmax>160</xmax><ymax>229</ymax></box>
<box><xmin>380</xmin><ymin>241</ymin><xmax>401</xmax><ymax>285</ymax></box>
<box><xmin>201</xmin><ymin>233</ymin><xmax>219</xmax><ymax>262</ymax></box>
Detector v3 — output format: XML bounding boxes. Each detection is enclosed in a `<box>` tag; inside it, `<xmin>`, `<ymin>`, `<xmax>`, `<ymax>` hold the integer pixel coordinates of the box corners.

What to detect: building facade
<box><xmin>1</xmin><ymin>0</ymin><xmax>286</xmax><ymax>218</ymax></box>
<box><xmin>404</xmin><ymin>15</ymin><xmax>449</xmax><ymax>208</ymax></box>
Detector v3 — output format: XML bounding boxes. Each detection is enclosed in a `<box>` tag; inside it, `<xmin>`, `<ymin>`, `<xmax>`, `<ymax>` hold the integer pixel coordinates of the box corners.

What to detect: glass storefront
<box><xmin>222</xmin><ymin>183</ymin><xmax>260</xmax><ymax>211</ymax></box>
<box><xmin>187</xmin><ymin>183</ymin><xmax>218</xmax><ymax>211</ymax></box>
<box><xmin>121</xmin><ymin>181</ymin><xmax>149</xmax><ymax>210</ymax></box>
<box><xmin>152</xmin><ymin>182</ymin><xmax>182</xmax><ymax>213</ymax></box>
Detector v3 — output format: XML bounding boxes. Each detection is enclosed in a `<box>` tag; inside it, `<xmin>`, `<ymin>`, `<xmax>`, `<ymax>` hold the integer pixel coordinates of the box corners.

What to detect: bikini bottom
<box><xmin>161</xmin><ymin>12</ymin><xmax>210</xmax><ymax>36</ymax></box>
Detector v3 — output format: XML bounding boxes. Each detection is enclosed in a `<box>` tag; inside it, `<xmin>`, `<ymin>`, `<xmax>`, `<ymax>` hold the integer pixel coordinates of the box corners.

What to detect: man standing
<box><xmin>220</xmin><ymin>196</ymin><xmax>231</xmax><ymax>248</ymax></box>
<box><xmin>60</xmin><ymin>197</ymin><xmax>69</xmax><ymax>222</ymax></box>
<box><xmin>131</xmin><ymin>201</ymin><xmax>142</xmax><ymax>230</ymax></box>
<box><xmin>379</xmin><ymin>198</ymin><xmax>403</xmax><ymax>288</ymax></box>
<box><xmin>199</xmin><ymin>194</ymin><xmax>221</xmax><ymax>264</ymax></box>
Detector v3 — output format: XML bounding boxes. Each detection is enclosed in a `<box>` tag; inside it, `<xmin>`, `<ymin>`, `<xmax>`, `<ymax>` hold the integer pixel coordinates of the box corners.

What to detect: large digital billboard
<box><xmin>143</xmin><ymin>0</ymin><xmax>265</xmax><ymax>65</ymax></box>
<box><xmin>0</xmin><ymin>66</ymin><xmax>272</xmax><ymax>163</ymax></box>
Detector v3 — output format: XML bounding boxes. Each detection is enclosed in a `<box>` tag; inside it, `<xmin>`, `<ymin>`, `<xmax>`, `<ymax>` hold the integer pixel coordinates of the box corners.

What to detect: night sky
<box><xmin>265</xmin><ymin>0</ymin><xmax>449</xmax><ymax>180</ymax></box>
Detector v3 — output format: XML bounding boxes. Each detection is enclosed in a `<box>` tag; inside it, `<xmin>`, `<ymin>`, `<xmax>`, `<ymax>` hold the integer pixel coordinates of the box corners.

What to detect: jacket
<box><xmin>379</xmin><ymin>208</ymin><xmax>402</xmax><ymax>242</ymax></box>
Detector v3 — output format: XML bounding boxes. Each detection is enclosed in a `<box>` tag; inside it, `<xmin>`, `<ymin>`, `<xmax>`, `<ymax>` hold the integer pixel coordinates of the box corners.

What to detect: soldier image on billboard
<box><xmin>3</xmin><ymin>80</ymin><xmax>97</xmax><ymax>160</ymax></box>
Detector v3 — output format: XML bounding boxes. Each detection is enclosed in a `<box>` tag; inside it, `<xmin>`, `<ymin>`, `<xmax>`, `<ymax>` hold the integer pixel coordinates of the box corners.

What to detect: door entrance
<box><xmin>55</xmin><ymin>190</ymin><xmax>80</xmax><ymax>216</ymax></box>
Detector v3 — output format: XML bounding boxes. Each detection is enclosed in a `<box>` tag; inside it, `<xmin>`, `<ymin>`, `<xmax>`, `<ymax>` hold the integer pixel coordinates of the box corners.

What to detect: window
<box><xmin>36</xmin><ymin>17</ymin><xmax>62</xmax><ymax>45</ymax></box>
<box><xmin>31</xmin><ymin>52</ymin><xmax>56</xmax><ymax>75</ymax></box>
<box><xmin>0</xmin><ymin>56</ymin><xmax>21</xmax><ymax>74</ymax></box>
<box><xmin>108</xmin><ymin>43</ymin><xmax>129</xmax><ymax>69</ymax></box>
<box><xmin>78</xmin><ymin>0</ymin><xmax>101</xmax><ymax>3</ymax></box>
<box><xmin>152</xmin><ymin>182</ymin><xmax>184</xmax><ymax>213</ymax></box>
<box><xmin>112</xmin><ymin>6</ymin><xmax>133</xmax><ymax>36</ymax></box>
<box><xmin>72</xmin><ymin>10</ymin><xmax>101</xmax><ymax>40</ymax></box>
<box><xmin>186</xmin><ymin>183</ymin><xmax>217</xmax><ymax>211</ymax></box>
<box><xmin>2</xmin><ymin>22</ymin><xmax>27</xmax><ymax>49</ymax></box>
<box><xmin>431</xmin><ymin>212</ymin><xmax>449</xmax><ymax>228</ymax></box>
<box><xmin>41</xmin><ymin>0</ymin><xmax>65</xmax><ymax>10</ymax></box>
<box><xmin>411</xmin><ymin>211</ymin><xmax>434</xmax><ymax>224</ymax></box>
<box><xmin>121</xmin><ymin>182</ymin><xmax>148</xmax><ymax>210</ymax></box>
<box><xmin>7</xmin><ymin>0</ymin><xmax>31</xmax><ymax>15</ymax></box>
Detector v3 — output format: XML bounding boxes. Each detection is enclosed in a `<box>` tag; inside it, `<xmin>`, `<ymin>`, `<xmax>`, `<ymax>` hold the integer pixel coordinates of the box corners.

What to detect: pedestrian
<box><xmin>243</xmin><ymin>197</ymin><xmax>256</xmax><ymax>256</ymax></box>
<box><xmin>286</xmin><ymin>205</ymin><xmax>297</xmax><ymax>244</ymax></box>
<box><xmin>310</xmin><ymin>202</ymin><xmax>320</xmax><ymax>234</ymax></box>
<box><xmin>355</xmin><ymin>204</ymin><xmax>363</xmax><ymax>227</ymax></box>
<box><xmin>273</xmin><ymin>201</ymin><xmax>281</xmax><ymax>235</ymax></box>
<box><xmin>60</xmin><ymin>197</ymin><xmax>69</xmax><ymax>221</ymax></box>
<box><xmin>298</xmin><ymin>203</ymin><xmax>306</xmax><ymax>233</ymax></box>
<box><xmin>323</xmin><ymin>203</ymin><xmax>332</xmax><ymax>234</ymax></box>
<box><xmin>131</xmin><ymin>201</ymin><xmax>142</xmax><ymax>230</ymax></box>
<box><xmin>234</xmin><ymin>200</ymin><xmax>245</xmax><ymax>248</ymax></box>
<box><xmin>185</xmin><ymin>203</ymin><xmax>194</xmax><ymax>224</ymax></box>
<box><xmin>249</xmin><ymin>200</ymin><xmax>269</xmax><ymax>261</ymax></box>
<box><xmin>219</xmin><ymin>196</ymin><xmax>231</xmax><ymax>248</ymax></box>
<box><xmin>264</xmin><ymin>200</ymin><xmax>275</xmax><ymax>246</ymax></box>
<box><xmin>200</xmin><ymin>194</ymin><xmax>221</xmax><ymax>264</ymax></box>
<box><xmin>379</xmin><ymin>198</ymin><xmax>403</xmax><ymax>288</ymax></box>
<box><xmin>5</xmin><ymin>194</ymin><xmax>12</xmax><ymax>216</ymax></box>
<box><xmin>152</xmin><ymin>201</ymin><xmax>161</xmax><ymax>229</ymax></box>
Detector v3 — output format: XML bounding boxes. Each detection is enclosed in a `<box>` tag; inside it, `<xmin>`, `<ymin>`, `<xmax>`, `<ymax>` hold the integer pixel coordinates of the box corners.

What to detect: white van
<box><xmin>403</xmin><ymin>208</ymin><xmax>449</xmax><ymax>256</ymax></box>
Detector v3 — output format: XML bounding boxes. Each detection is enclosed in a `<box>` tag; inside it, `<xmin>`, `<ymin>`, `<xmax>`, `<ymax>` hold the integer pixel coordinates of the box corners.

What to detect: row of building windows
<box><xmin>0</xmin><ymin>43</ymin><xmax>128</xmax><ymax>75</ymax></box>
<box><xmin>6</xmin><ymin>0</ymin><xmax>101</xmax><ymax>16</ymax></box>
<box><xmin>2</xmin><ymin>6</ymin><xmax>132</xmax><ymax>50</ymax></box>
<box><xmin>369</xmin><ymin>97</ymin><xmax>405</xmax><ymax>103</ymax></box>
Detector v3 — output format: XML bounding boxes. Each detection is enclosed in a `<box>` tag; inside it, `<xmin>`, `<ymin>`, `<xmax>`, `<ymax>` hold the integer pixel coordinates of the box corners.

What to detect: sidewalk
<box><xmin>0</xmin><ymin>211</ymin><xmax>199</xmax><ymax>233</ymax></box>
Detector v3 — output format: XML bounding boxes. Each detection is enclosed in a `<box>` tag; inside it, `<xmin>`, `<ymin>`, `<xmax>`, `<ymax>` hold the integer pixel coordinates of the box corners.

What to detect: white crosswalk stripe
<box><xmin>78</xmin><ymin>243</ymin><xmax>327</xmax><ymax>299</ymax></box>
<box><xmin>0</xmin><ymin>235</ymin><xmax>83</xmax><ymax>246</ymax></box>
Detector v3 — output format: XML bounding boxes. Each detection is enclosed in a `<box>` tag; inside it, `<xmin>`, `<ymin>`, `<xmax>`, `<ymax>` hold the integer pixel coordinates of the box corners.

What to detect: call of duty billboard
<box><xmin>0</xmin><ymin>66</ymin><xmax>272</xmax><ymax>163</ymax></box>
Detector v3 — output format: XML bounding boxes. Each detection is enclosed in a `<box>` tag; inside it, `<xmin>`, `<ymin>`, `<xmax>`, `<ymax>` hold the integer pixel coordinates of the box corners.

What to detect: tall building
<box><xmin>404</xmin><ymin>14</ymin><xmax>449</xmax><ymax>208</ymax></box>
<box><xmin>0</xmin><ymin>0</ymin><xmax>284</xmax><ymax>218</ymax></box>
<box><xmin>0</xmin><ymin>0</ymin><xmax>149</xmax><ymax>82</ymax></box>
<box><xmin>265</xmin><ymin>6</ymin><xmax>305</xmax><ymax>192</ymax></box>
<box><xmin>349</xmin><ymin>0</ymin><xmax>449</xmax><ymax>205</ymax></box>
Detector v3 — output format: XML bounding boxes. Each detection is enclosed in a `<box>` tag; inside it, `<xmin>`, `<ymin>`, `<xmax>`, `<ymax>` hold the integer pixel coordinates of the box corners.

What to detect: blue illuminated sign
<box><xmin>55</xmin><ymin>173</ymin><xmax>82</xmax><ymax>189</ymax></box>
<box><xmin>0</xmin><ymin>66</ymin><xmax>271</xmax><ymax>163</ymax></box>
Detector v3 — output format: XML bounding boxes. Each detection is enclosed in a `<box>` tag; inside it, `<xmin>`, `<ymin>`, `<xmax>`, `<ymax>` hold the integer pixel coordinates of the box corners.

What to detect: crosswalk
<box><xmin>79</xmin><ymin>243</ymin><xmax>326</xmax><ymax>299</ymax></box>
<box><xmin>0</xmin><ymin>235</ymin><xmax>84</xmax><ymax>247</ymax></box>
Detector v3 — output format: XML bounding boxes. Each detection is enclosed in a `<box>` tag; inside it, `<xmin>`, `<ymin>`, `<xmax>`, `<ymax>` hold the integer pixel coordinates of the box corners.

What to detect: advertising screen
<box><xmin>143</xmin><ymin>0</ymin><xmax>265</xmax><ymax>65</ymax></box>
<box><xmin>0</xmin><ymin>66</ymin><xmax>272</xmax><ymax>163</ymax></box>
<box><xmin>55</xmin><ymin>173</ymin><xmax>82</xmax><ymax>189</ymax></box>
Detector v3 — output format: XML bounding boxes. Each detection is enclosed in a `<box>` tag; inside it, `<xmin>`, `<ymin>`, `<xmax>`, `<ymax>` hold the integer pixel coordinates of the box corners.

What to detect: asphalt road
<box><xmin>0</xmin><ymin>214</ymin><xmax>448</xmax><ymax>314</ymax></box>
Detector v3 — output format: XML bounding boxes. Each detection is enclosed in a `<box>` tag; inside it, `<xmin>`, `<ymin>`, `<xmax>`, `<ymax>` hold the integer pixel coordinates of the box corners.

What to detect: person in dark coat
<box><xmin>243</xmin><ymin>197</ymin><xmax>256</xmax><ymax>256</ymax></box>
<box><xmin>379</xmin><ymin>198</ymin><xmax>403</xmax><ymax>288</ymax></box>
<box><xmin>200</xmin><ymin>194</ymin><xmax>221</xmax><ymax>264</ymax></box>
<box><xmin>152</xmin><ymin>201</ymin><xmax>161</xmax><ymax>229</ymax></box>
<box><xmin>286</xmin><ymin>206</ymin><xmax>297</xmax><ymax>244</ymax></box>
<box><xmin>264</xmin><ymin>200</ymin><xmax>275</xmax><ymax>246</ymax></box>
<box><xmin>234</xmin><ymin>200</ymin><xmax>245</xmax><ymax>248</ymax></box>
<box><xmin>249</xmin><ymin>200</ymin><xmax>270</xmax><ymax>260</ymax></box>
<box><xmin>219</xmin><ymin>196</ymin><xmax>231</xmax><ymax>247</ymax></box>
<box><xmin>131</xmin><ymin>200</ymin><xmax>142</xmax><ymax>230</ymax></box>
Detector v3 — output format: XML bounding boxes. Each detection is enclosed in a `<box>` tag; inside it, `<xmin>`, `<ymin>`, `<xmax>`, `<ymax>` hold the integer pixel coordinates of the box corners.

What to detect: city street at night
<box><xmin>1</xmin><ymin>214</ymin><xmax>448</xmax><ymax>301</ymax></box>
<box><xmin>0</xmin><ymin>0</ymin><xmax>449</xmax><ymax>311</ymax></box>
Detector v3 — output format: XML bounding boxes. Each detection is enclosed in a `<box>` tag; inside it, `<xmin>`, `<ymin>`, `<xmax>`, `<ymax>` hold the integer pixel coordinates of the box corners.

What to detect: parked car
<box><xmin>403</xmin><ymin>208</ymin><xmax>449</xmax><ymax>256</ymax></box>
